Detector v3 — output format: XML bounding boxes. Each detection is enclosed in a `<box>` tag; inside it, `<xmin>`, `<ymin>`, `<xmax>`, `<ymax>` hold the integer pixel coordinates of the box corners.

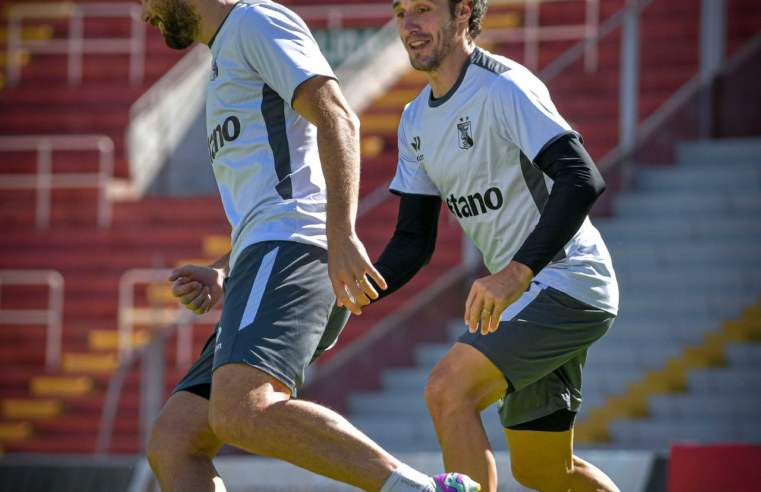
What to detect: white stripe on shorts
<box><xmin>502</xmin><ymin>281</ymin><xmax>544</xmax><ymax>322</ymax></box>
<box><xmin>238</xmin><ymin>246</ymin><xmax>279</xmax><ymax>331</ymax></box>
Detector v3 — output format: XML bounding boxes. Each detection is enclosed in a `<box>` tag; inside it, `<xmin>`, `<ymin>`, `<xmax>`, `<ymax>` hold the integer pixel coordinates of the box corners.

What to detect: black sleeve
<box><xmin>367</xmin><ymin>193</ymin><xmax>441</xmax><ymax>303</ymax></box>
<box><xmin>512</xmin><ymin>133</ymin><xmax>605</xmax><ymax>276</ymax></box>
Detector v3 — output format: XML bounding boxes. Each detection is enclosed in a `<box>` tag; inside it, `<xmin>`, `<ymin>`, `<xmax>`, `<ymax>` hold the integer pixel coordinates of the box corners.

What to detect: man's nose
<box><xmin>140</xmin><ymin>4</ymin><xmax>150</xmax><ymax>24</ymax></box>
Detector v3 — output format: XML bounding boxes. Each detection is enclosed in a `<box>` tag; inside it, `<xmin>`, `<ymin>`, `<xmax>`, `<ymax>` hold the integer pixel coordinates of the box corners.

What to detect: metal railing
<box><xmin>118</xmin><ymin>268</ymin><xmax>220</xmax><ymax>364</ymax></box>
<box><xmin>0</xmin><ymin>270</ymin><xmax>64</xmax><ymax>371</ymax></box>
<box><xmin>5</xmin><ymin>2</ymin><xmax>145</xmax><ymax>86</ymax></box>
<box><xmin>294</xmin><ymin>3</ymin><xmax>392</xmax><ymax>29</ymax></box>
<box><xmin>0</xmin><ymin>135</ymin><xmax>114</xmax><ymax>229</ymax></box>
<box><xmin>482</xmin><ymin>0</ymin><xmax>600</xmax><ymax>73</ymax></box>
<box><xmin>98</xmin><ymin>268</ymin><xmax>222</xmax><ymax>454</ymax></box>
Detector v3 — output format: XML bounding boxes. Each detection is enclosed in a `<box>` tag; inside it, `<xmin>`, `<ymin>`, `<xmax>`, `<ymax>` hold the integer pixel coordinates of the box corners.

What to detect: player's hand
<box><xmin>327</xmin><ymin>232</ymin><xmax>387</xmax><ymax>316</ymax></box>
<box><xmin>464</xmin><ymin>261</ymin><xmax>533</xmax><ymax>335</ymax></box>
<box><xmin>168</xmin><ymin>264</ymin><xmax>225</xmax><ymax>316</ymax></box>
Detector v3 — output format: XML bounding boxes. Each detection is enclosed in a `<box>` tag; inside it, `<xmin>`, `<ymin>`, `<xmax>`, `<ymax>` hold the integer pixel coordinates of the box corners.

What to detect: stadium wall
<box><xmin>635</xmin><ymin>32</ymin><xmax>761</xmax><ymax>166</ymax></box>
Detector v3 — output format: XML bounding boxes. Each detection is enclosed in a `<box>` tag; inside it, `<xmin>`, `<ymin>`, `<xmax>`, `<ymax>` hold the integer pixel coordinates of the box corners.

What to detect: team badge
<box><xmin>211</xmin><ymin>57</ymin><xmax>219</xmax><ymax>82</ymax></box>
<box><xmin>457</xmin><ymin>117</ymin><xmax>474</xmax><ymax>149</ymax></box>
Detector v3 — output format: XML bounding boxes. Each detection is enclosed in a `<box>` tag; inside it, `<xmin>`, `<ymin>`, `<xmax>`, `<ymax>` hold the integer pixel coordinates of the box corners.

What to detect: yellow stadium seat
<box><xmin>30</xmin><ymin>376</ymin><xmax>94</xmax><ymax>396</ymax></box>
<box><xmin>203</xmin><ymin>235</ymin><xmax>230</xmax><ymax>257</ymax></box>
<box><xmin>0</xmin><ymin>422</ymin><xmax>34</xmax><ymax>441</ymax></box>
<box><xmin>62</xmin><ymin>353</ymin><xmax>119</xmax><ymax>374</ymax></box>
<box><xmin>2</xmin><ymin>399</ymin><xmax>63</xmax><ymax>419</ymax></box>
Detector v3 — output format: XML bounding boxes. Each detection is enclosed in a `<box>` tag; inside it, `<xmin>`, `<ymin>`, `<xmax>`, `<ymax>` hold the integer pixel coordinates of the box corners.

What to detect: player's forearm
<box><xmin>208</xmin><ymin>251</ymin><xmax>231</xmax><ymax>277</ymax></box>
<box><xmin>316</xmin><ymin>109</ymin><xmax>361</xmax><ymax>238</ymax></box>
<box><xmin>367</xmin><ymin>194</ymin><xmax>441</xmax><ymax>303</ymax></box>
<box><xmin>512</xmin><ymin>134</ymin><xmax>605</xmax><ymax>276</ymax></box>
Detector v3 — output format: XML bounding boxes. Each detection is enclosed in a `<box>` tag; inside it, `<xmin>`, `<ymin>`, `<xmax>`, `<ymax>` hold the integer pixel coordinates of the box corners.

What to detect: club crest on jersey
<box><xmin>411</xmin><ymin>136</ymin><xmax>424</xmax><ymax>162</ymax></box>
<box><xmin>456</xmin><ymin>117</ymin><xmax>474</xmax><ymax>149</ymax></box>
<box><xmin>211</xmin><ymin>57</ymin><xmax>219</xmax><ymax>82</ymax></box>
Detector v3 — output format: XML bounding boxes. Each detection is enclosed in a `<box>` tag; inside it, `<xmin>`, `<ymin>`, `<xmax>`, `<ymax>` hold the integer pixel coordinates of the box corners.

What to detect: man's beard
<box><xmin>408</xmin><ymin>19</ymin><xmax>457</xmax><ymax>72</ymax></box>
<box><xmin>160</xmin><ymin>0</ymin><xmax>201</xmax><ymax>50</ymax></box>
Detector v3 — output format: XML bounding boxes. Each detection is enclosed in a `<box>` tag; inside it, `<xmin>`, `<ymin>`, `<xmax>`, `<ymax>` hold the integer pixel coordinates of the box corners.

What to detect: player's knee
<box><xmin>147</xmin><ymin>419</ymin><xmax>213</xmax><ymax>471</ymax></box>
<box><xmin>424</xmin><ymin>366</ymin><xmax>467</xmax><ymax>418</ymax></box>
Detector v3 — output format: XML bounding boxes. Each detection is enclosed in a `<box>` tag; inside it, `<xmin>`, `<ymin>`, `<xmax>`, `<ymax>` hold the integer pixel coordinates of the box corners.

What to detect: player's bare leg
<box><xmin>506</xmin><ymin>428</ymin><xmax>620</xmax><ymax>492</ymax></box>
<box><xmin>209</xmin><ymin>363</ymin><xmax>429</xmax><ymax>492</ymax></box>
<box><xmin>147</xmin><ymin>391</ymin><xmax>226</xmax><ymax>492</ymax></box>
<box><xmin>424</xmin><ymin>342</ymin><xmax>508</xmax><ymax>492</ymax></box>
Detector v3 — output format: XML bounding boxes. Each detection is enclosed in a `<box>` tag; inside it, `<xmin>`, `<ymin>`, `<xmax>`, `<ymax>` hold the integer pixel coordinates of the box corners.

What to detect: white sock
<box><xmin>380</xmin><ymin>464</ymin><xmax>436</xmax><ymax>492</ymax></box>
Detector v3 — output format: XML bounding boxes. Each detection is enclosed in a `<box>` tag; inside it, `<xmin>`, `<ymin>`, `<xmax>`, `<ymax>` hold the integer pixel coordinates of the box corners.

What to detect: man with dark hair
<box><xmin>139</xmin><ymin>0</ymin><xmax>480</xmax><ymax>491</ymax></box>
<box><xmin>373</xmin><ymin>0</ymin><xmax>622</xmax><ymax>491</ymax></box>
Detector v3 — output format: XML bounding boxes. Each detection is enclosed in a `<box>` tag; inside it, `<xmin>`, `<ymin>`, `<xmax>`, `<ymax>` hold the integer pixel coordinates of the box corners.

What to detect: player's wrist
<box><xmin>506</xmin><ymin>261</ymin><xmax>534</xmax><ymax>283</ymax></box>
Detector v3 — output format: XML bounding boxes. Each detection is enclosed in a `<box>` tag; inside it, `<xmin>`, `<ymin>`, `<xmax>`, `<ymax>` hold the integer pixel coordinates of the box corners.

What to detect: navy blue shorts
<box><xmin>458</xmin><ymin>282</ymin><xmax>615</xmax><ymax>429</ymax></box>
<box><xmin>174</xmin><ymin>241</ymin><xmax>350</xmax><ymax>398</ymax></box>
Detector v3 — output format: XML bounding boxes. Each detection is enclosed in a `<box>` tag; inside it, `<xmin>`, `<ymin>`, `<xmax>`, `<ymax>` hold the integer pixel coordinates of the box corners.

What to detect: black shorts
<box><xmin>458</xmin><ymin>282</ymin><xmax>615</xmax><ymax>430</ymax></box>
<box><xmin>174</xmin><ymin>241</ymin><xmax>350</xmax><ymax>398</ymax></box>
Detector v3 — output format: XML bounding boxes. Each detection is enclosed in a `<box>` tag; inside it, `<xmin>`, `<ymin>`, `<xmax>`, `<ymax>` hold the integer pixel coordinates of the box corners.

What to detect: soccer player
<box><xmin>368</xmin><ymin>0</ymin><xmax>622</xmax><ymax>491</ymax></box>
<box><xmin>139</xmin><ymin>0</ymin><xmax>480</xmax><ymax>491</ymax></box>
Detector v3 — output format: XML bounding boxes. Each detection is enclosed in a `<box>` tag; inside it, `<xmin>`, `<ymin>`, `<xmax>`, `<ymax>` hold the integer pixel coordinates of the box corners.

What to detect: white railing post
<box><xmin>584</xmin><ymin>0</ymin><xmax>600</xmax><ymax>73</ymax></box>
<box><xmin>619</xmin><ymin>0</ymin><xmax>640</xmax><ymax>189</ymax></box>
<box><xmin>0</xmin><ymin>270</ymin><xmax>65</xmax><ymax>371</ymax></box>
<box><xmin>699</xmin><ymin>0</ymin><xmax>726</xmax><ymax>138</ymax></box>
<box><xmin>130</xmin><ymin>7</ymin><xmax>146</xmax><ymax>85</ymax></box>
<box><xmin>140</xmin><ymin>332</ymin><xmax>164</xmax><ymax>451</ymax></box>
<box><xmin>524</xmin><ymin>0</ymin><xmax>541</xmax><ymax>72</ymax></box>
<box><xmin>6</xmin><ymin>12</ymin><xmax>22</xmax><ymax>86</ymax></box>
<box><xmin>46</xmin><ymin>272</ymin><xmax>65</xmax><ymax>371</ymax></box>
<box><xmin>98</xmin><ymin>137</ymin><xmax>115</xmax><ymax>229</ymax></box>
<box><xmin>36</xmin><ymin>140</ymin><xmax>53</xmax><ymax>230</ymax></box>
<box><xmin>68</xmin><ymin>7</ymin><xmax>85</xmax><ymax>86</ymax></box>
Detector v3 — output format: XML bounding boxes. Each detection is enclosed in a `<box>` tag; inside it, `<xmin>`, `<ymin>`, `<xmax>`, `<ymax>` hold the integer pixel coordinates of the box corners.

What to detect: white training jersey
<box><xmin>391</xmin><ymin>48</ymin><xmax>618</xmax><ymax>314</ymax></box>
<box><xmin>206</xmin><ymin>0</ymin><xmax>334</xmax><ymax>271</ymax></box>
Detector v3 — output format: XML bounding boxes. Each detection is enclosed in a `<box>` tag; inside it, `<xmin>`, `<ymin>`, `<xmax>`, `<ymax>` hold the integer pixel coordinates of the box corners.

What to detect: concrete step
<box><xmin>609</xmin><ymin>418</ymin><xmax>761</xmax><ymax>450</ymax></box>
<box><xmin>635</xmin><ymin>163</ymin><xmax>761</xmax><ymax>192</ymax></box>
<box><xmin>648</xmin><ymin>394</ymin><xmax>761</xmax><ymax>418</ymax></box>
<box><xmin>584</xmin><ymin>344</ymin><xmax>682</xmax><ymax>371</ymax></box>
<box><xmin>608</xmin><ymin>242</ymin><xmax>761</xmax><ymax>269</ymax></box>
<box><xmin>347</xmin><ymin>412</ymin><xmax>507</xmax><ymax>453</ymax></box>
<box><xmin>686</xmin><ymin>368</ymin><xmax>761</xmax><ymax>393</ymax></box>
<box><xmin>614</xmin><ymin>267</ymin><xmax>761</xmax><ymax>293</ymax></box>
<box><xmin>601</xmin><ymin>316</ymin><xmax>720</xmax><ymax>345</ymax></box>
<box><xmin>595</xmin><ymin>217</ymin><xmax>761</xmax><ymax>242</ymax></box>
<box><xmin>724</xmin><ymin>343</ymin><xmax>761</xmax><ymax>368</ymax></box>
<box><xmin>414</xmin><ymin>343</ymin><xmax>454</xmax><ymax>369</ymax></box>
<box><xmin>348</xmin><ymin>393</ymin><xmax>428</xmax><ymax>417</ymax></box>
<box><xmin>380</xmin><ymin>368</ymin><xmax>431</xmax><ymax>393</ymax></box>
<box><xmin>613</xmin><ymin>191</ymin><xmax>761</xmax><ymax>218</ymax></box>
<box><xmin>618</xmin><ymin>291</ymin><xmax>756</xmax><ymax>318</ymax></box>
<box><xmin>676</xmin><ymin>139</ymin><xmax>761</xmax><ymax>167</ymax></box>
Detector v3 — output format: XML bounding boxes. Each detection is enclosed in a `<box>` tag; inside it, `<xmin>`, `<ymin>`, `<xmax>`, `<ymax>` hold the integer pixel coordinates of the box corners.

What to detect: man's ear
<box><xmin>454</xmin><ymin>0</ymin><xmax>474</xmax><ymax>30</ymax></box>
<box><xmin>455</xmin><ymin>0</ymin><xmax>474</xmax><ymax>28</ymax></box>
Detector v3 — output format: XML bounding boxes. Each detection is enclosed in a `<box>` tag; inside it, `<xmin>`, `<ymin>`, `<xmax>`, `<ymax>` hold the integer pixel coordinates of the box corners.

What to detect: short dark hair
<box><xmin>449</xmin><ymin>0</ymin><xmax>488</xmax><ymax>40</ymax></box>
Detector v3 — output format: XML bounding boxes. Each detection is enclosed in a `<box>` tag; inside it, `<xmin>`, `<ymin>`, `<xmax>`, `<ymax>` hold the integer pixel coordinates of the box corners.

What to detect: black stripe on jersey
<box><xmin>261</xmin><ymin>84</ymin><xmax>293</xmax><ymax>200</ymax></box>
<box><xmin>470</xmin><ymin>48</ymin><xmax>511</xmax><ymax>76</ymax></box>
<box><xmin>519</xmin><ymin>151</ymin><xmax>566</xmax><ymax>262</ymax></box>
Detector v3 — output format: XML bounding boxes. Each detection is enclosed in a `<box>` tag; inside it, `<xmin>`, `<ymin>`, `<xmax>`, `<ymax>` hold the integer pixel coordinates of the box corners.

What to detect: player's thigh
<box><xmin>427</xmin><ymin>342</ymin><xmax>508</xmax><ymax>412</ymax></box>
<box><xmin>213</xmin><ymin>241</ymin><xmax>344</xmax><ymax>394</ymax></box>
<box><xmin>505</xmin><ymin>427</ymin><xmax>574</xmax><ymax>485</ymax></box>
<box><xmin>149</xmin><ymin>390</ymin><xmax>223</xmax><ymax>458</ymax></box>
